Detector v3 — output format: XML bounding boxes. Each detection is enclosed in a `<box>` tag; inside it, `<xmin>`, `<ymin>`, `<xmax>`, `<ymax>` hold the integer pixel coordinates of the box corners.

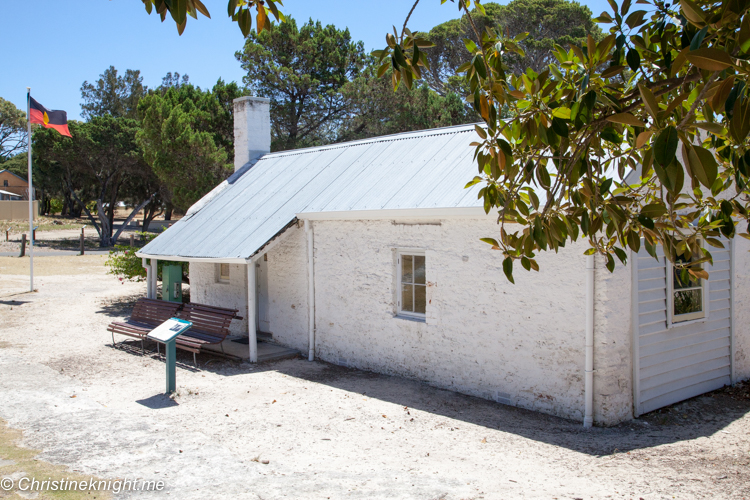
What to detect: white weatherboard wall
<box><xmin>188</xmin><ymin>262</ymin><xmax>249</xmax><ymax>336</ymax></box>
<box><xmin>306</xmin><ymin>218</ymin><xmax>633</xmax><ymax>424</ymax></box>
<box><xmin>634</xmin><ymin>244</ymin><xmax>732</xmax><ymax>416</ymax></box>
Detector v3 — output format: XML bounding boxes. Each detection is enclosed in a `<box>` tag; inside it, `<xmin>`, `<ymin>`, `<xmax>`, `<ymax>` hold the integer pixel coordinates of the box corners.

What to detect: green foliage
<box><xmin>236</xmin><ymin>17</ymin><xmax>366</xmax><ymax>151</ymax></box>
<box><xmin>420</xmin><ymin>0</ymin><xmax>604</xmax><ymax>96</ymax></box>
<box><xmin>0</xmin><ymin>97</ymin><xmax>27</xmax><ymax>161</ymax></box>
<box><xmin>105</xmin><ymin>231</ymin><xmax>188</xmax><ymax>283</ymax></box>
<box><xmin>136</xmin><ymin>81</ymin><xmax>237</xmax><ymax>211</ymax></box>
<box><xmin>339</xmin><ymin>63</ymin><xmax>475</xmax><ymax>141</ymax></box>
<box><xmin>33</xmin><ymin>115</ymin><xmax>156</xmax><ymax>246</ymax></box>
<box><xmin>80</xmin><ymin>66</ymin><xmax>147</xmax><ymax>121</ymax></box>
<box><xmin>141</xmin><ymin>0</ymin><xmax>283</xmax><ymax>36</ymax></box>
<box><xmin>374</xmin><ymin>0</ymin><xmax>750</xmax><ymax>282</ymax></box>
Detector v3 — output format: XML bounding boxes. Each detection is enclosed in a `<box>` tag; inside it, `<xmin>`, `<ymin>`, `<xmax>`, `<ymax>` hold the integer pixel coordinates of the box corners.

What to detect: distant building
<box><xmin>0</xmin><ymin>169</ymin><xmax>30</xmax><ymax>200</ymax></box>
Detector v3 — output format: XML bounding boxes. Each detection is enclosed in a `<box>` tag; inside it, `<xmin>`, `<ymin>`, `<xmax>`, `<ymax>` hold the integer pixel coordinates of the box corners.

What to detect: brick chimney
<box><xmin>233</xmin><ymin>96</ymin><xmax>271</xmax><ymax>172</ymax></box>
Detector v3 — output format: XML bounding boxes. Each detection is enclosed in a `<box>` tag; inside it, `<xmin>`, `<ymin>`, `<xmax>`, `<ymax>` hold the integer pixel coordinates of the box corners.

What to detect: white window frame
<box><xmin>666</xmin><ymin>242</ymin><xmax>709</xmax><ymax>327</ymax></box>
<box><xmin>218</xmin><ymin>263</ymin><xmax>230</xmax><ymax>283</ymax></box>
<box><xmin>396</xmin><ymin>249</ymin><xmax>426</xmax><ymax>321</ymax></box>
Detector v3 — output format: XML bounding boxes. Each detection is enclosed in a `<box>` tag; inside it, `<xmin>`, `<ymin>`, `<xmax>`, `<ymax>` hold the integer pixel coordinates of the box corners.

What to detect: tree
<box><xmin>137</xmin><ymin>84</ymin><xmax>234</xmax><ymax>212</ymax></box>
<box><xmin>376</xmin><ymin>0</ymin><xmax>750</xmax><ymax>282</ymax></box>
<box><xmin>236</xmin><ymin>17</ymin><xmax>366</xmax><ymax>151</ymax></box>
<box><xmin>35</xmin><ymin>116</ymin><xmax>155</xmax><ymax>246</ymax></box>
<box><xmin>81</xmin><ymin>66</ymin><xmax>147</xmax><ymax>120</ymax></box>
<box><xmin>421</xmin><ymin>0</ymin><xmax>603</xmax><ymax>96</ymax></box>
<box><xmin>338</xmin><ymin>63</ymin><xmax>475</xmax><ymax>141</ymax></box>
<box><xmin>0</xmin><ymin>97</ymin><xmax>27</xmax><ymax>161</ymax></box>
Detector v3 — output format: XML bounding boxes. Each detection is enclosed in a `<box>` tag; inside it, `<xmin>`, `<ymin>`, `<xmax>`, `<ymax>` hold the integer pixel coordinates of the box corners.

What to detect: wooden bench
<box><xmin>174</xmin><ymin>303</ymin><xmax>243</xmax><ymax>366</ymax></box>
<box><xmin>107</xmin><ymin>298</ymin><xmax>183</xmax><ymax>354</ymax></box>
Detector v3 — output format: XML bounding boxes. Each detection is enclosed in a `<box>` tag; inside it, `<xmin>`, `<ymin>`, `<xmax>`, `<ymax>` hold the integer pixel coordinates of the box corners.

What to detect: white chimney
<box><xmin>233</xmin><ymin>96</ymin><xmax>271</xmax><ymax>172</ymax></box>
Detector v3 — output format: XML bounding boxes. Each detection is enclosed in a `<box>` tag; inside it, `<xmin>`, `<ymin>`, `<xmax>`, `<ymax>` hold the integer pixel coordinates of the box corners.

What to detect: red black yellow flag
<box><xmin>29</xmin><ymin>96</ymin><xmax>71</xmax><ymax>137</ymax></box>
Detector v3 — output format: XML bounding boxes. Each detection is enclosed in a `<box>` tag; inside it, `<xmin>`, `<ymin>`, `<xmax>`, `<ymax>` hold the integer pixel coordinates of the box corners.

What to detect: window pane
<box><xmin>674</xmin><ymin>289</ymin><xmax>702</xmax><ymax>316</ymax></box>
<box><xmin>414</xmin><ymin>255</ymin><xmax>425</xmax><ymax>284</ymax></box>
<box><xmin>673</xmin><ymin>267</ymin><xmax>701</xmax><ymax>290</ymax></box>
<box><xmin>402</xmin><ymin>284</ymin><xmax>414</xmax><ymax>312</ymax></box>
<box><xmin>220</xmin><ymin>263</ymin><xmax>230</xmax><ymax>280</ymax></box>
<box><xmin>402</xmin><ymin>255</ymin><xmax>413</xmax><ymax>284</ymax></box>
<box><xmin>415</xmin><ymin>284</ymin><xmax>426</xmax><ymax>314</ymax></box>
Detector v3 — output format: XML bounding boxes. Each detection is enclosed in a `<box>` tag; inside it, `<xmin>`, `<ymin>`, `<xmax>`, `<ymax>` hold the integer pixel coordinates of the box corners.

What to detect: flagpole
<box><xmin>26</xmin><ymin>88</ymin><xmax>34</xmax><ymax>293</ymax></box>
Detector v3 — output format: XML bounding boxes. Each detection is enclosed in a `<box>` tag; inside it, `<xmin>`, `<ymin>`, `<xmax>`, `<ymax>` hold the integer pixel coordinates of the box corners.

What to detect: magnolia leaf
<box><xmin>636</xmin><ymin>130</ymin><xmax>653</xmax><ymax>148</ymax></box>
<box><xmin>551</xmin><ymin>107</ymin><xmax>572</xmax><ymax>119</ymax></box>
<box><xmin>740</xmin><ymin>15</ymin><xmax>750</xmax><ymax>53</ymax></box>
<box><xmin>601</xmin><ymin>65</ymin><xmax>626</xmax><ymax>78</ymax></box>
<box><xmin>680</xmin><ymin>0</ymin><xmax>706</xmax><ymax>24</ymax></box>
<box><xmin>654</xmin><ymin>126</ymin><xmax>678</xmax><ymax>167</ymax></box>
<box><xmin>685</xmin><ymin>142</ymin><xmax>718</xmax><ymax>188</ymax></box>
<box><xmin>711</xmin><ymin>76</ymin><xmax>736</xmax><ymax>112</ymax></box>
<box><xmin>686</xmin><ymin>48</ymin><xmax>735</xmax><ymax>71</ymax></box>
<box><xmin>607</xmin><ymin>112</ymin><xmax>646</xmax><ymax>127</ymax></box>
<box><xmin>693</xmin><ymin>122</ymin><xmax>726</xmax><ymax>134</ymax></box>
<box><xmin>626</xmin><ymin>48</ymin><xmax>641</xmax><ymax>71</ymax></box>
<box><xmin>638</xmin><ymin>83</ymin><xmax>660</xmax><ymax>123</ymax></box>
<box><xmin>502</xmin><ymin>257</ymin><xmax>515</xmax><ymax>284</ymax></box>
<box><xmin>641</xmin><ymin>203</ymin><xmax>667</xmax><ymax>218</ymax></box>
<box><xmin>730</xmin><ymin>99</ymin><xmax>750</xmax><ymax>142</ymax></box>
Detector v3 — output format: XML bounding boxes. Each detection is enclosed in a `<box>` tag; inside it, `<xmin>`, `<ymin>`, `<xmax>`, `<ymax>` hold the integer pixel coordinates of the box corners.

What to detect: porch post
<box><xmin>150</xmin><ymin>259</ymin><xmax>158</xmax><ymax>299</ymax></box>
<box><xmin>143</xmin><ymin>258</ymin><xmax>151</xmax><ymax>298</ymax></box>
<box><xmin>247</xmin><ymin>259</ymin><xmax>258</xmax><ymax>362</ymax></box>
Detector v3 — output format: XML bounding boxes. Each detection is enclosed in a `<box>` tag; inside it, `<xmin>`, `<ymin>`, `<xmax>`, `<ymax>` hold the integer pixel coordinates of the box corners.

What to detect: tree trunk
<box><xmin>164</xmin><ymin>203</ymin><xmax>173</xmax><ymax>221</ymax></box>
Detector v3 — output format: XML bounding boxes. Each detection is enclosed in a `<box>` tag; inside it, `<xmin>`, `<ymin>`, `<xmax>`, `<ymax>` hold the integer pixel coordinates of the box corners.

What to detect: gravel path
<box><xmin>0</xmin><ymin>258</ymin><xmax>748</xmax><ymax>499</ymax></box>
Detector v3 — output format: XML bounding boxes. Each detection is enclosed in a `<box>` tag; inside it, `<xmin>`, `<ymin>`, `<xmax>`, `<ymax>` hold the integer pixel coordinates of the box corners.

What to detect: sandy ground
<box><xmin>0</xmin><ymin>257</ymin><xmax>749</xmax><ymax>499</ymax></box>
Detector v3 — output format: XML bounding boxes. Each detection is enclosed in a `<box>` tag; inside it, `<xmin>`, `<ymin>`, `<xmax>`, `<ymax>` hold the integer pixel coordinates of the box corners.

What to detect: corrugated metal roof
<box><xmin>139</xmin><ymin>123</ymin><xmax>486</xmax><ymax>260</ymax></box>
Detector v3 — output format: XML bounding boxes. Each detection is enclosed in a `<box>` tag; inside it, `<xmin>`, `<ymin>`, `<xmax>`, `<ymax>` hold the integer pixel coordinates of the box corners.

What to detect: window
<box><xmin>397</xmin><ymin>251</ymin><xmax>426</xmax><ymax>319</ymax></box>
<box><xmin>218</xmin><ymin>263</ymin><xmax>230</xmax><ymax>283</ymax></box>
<box><xmin>2</xmin><ymin>180</ymin><xmax>7</xmax><ymax>187</ymax></box>
<box><xmin>668</xmin><ymin>244</ymin><xmax>708</xmax><ymax>325</ymax></box>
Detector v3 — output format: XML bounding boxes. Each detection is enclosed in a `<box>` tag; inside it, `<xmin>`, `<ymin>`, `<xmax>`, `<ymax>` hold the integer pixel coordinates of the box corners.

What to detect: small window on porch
<box><xmin>668</xmin><ymin>243</ymin><xmax>708</xmax><ymax>325</ymax></box>
<box><xmin>397</xmin><ymin>250</ymin><xmax>426</xmax><ymax>319</ymax></box>
<box><xmin>218</xmin><ymin>263</ymin><xmax>230</xmax><ymax>283</ymax></box>
<box><xmin>2</xmin><ymin>180</ymin><xmax>7</xmax><ymax>187</ymax></box>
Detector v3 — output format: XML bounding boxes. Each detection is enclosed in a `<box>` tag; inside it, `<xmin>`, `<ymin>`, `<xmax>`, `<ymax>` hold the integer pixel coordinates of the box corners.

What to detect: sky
<box><xmin>1</xmin><ymin>0</ymin><xmax>611</xmax><ymax>122</ymax></box>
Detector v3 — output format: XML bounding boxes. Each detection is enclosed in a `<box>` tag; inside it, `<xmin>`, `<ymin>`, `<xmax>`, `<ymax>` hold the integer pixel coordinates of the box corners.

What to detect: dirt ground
<box><xmin>0</xmin><ymin>256</ymin><xmax>749</xmax><ymax>499</ymax></box>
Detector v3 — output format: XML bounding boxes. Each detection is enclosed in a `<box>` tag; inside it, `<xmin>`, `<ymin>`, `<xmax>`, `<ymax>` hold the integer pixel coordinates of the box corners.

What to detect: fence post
<box><xmin>5</xmin><ymin>228</ymin><xmax>8</xmax><ymax>242</ymax></box>
<box><xmin>80</xmin><ymin>229</ymin><xmax>85</xmax><ymax>256</ymax></box>
<box><xmin>129</xmin><ymin>234</ymin><xmax>135</xmax><ymax>247</ymax></box>
<box><xmin>20</xmin><ymin>234</ymin><xmax>26</xmax><ymax>257</ymax></box>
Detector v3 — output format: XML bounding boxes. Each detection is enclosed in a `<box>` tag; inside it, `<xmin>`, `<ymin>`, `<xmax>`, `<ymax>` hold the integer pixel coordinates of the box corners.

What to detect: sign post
<box><xmin>147</xmin><ymin>318</ymin><xmax>192</xmax><ymax>393</ymax></box>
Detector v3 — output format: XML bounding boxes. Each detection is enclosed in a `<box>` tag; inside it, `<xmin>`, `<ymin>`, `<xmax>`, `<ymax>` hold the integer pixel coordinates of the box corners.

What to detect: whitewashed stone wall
<box><xmin>188</xmin><ymin>262</ymin><xmax>248</xmax><ymax>336</ymax></box>
<box><xmin>264</xmin><ymin>225</ymin><xmax>310</xmax><ymax>353</ymax></box>
<box><xmin>734</xmin><ymin>237</ymin><xmax>750</xmax><ymax>381</ymax></box>
<box><xmin>592</xmin><ymin>255</ymin><xmax>633</xmax><ymax>424</ymax></box>
<box><xmin>306</xmin><ymin>218</ymin><xmax>633</xmax><ymax>424</ymax></box>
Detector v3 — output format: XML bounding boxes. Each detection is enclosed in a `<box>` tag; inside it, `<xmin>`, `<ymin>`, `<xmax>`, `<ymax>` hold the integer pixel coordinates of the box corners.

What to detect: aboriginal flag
<box><xmin>29</xmin><ymin>96</ymin><xmax>71</xmax><ymax>137</ymax></box>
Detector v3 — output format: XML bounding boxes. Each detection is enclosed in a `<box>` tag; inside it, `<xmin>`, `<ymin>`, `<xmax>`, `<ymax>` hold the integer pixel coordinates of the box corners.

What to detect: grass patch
<box><xmin>0</xmin><ymin>419</ymin><xmax>110</xmax><ymax>500</ymax></box>
<box><xmin>2</xmin><ymin>217</ymin><xmax>90</xmax><ymax>235</ymax></box>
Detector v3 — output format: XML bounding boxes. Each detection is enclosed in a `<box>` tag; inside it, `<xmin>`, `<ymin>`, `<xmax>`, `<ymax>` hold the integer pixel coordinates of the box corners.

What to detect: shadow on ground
<box><xmin>232</xmin><ymin>358</ymin><xmax>749</xmax><ymax>457</ymax></box>
<box><xmin>136</xmin><ymin>393</ymin><xmax>179</xmax><ymax>409</ymax></box>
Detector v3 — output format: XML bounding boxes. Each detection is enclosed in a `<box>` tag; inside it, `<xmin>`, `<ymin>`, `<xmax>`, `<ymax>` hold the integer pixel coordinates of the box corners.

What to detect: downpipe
<box><xmin>584</xmin><ymin>254</ymin><xmax>595</xmax><ymax>428</ymax></box>
<box><xmin>305</xmin><ymin>220</ymin><xmax>316</xmax><ymax>361</ymax></box>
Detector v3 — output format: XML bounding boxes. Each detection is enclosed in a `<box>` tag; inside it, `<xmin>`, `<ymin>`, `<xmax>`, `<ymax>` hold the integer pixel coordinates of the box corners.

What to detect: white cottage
<box><xmin>138</xmin><ymin>96</ymin><xmax>750</xmax><ymax>426</ymax></box>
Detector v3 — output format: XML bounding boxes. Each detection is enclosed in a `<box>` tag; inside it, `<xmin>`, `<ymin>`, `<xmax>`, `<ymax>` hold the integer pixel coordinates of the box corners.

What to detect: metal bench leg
<box><xmin>112</xmin><ymin>332</ymin><xmax>116</xmax><ymax>347</ymax></box>
<box><xmin>157</xmin><ymin>342</ymin><xmax>160</xmax><ymax>358</ymax></box>
<box><xmin>141</xmin><ymin>338</ymin><xmax>145</xmax><ymax>355</ymax></box>
<box><xmin>193</xmin><ymin>352</ymin><xmax>197</xmax><ymax>368</ymax></box>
